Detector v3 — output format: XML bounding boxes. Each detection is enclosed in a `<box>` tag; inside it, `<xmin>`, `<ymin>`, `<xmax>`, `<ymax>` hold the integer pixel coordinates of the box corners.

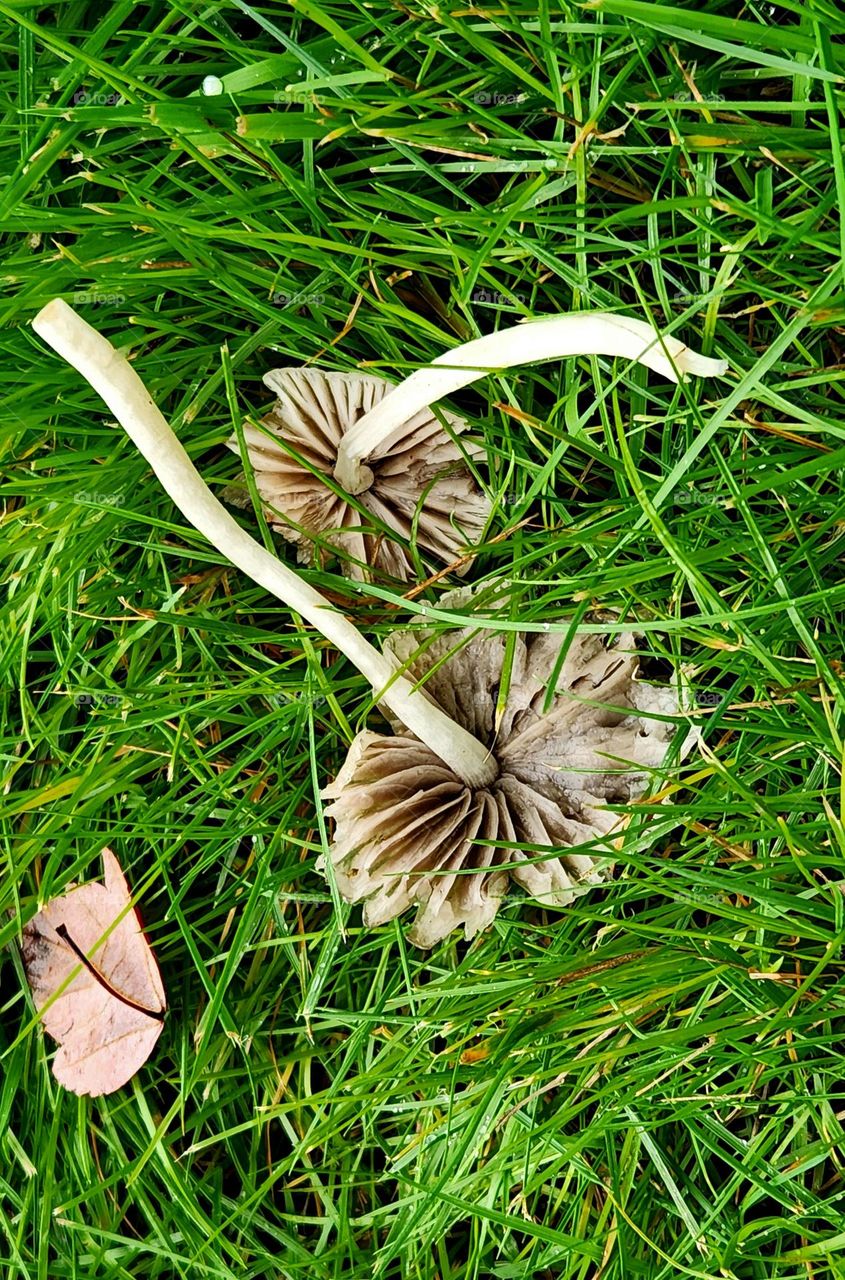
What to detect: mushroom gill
<box><xmin>225</xmin><ymin>367</ymin><xmax>489</xmax><ymax>581</ymax></box>
<box><xmin>321</xmin><ymin>613</ymin><xmax>691</xmax><ymax>948</ymax></box>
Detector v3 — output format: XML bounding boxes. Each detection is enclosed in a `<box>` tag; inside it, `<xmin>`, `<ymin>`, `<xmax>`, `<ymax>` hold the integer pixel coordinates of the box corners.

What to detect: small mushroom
<box><xmin>225</xmin><ymin>366</ymin><xmax>488</xmax><ymax>580</ymax></box>
<box><xmin>229</xmin><ymin>315</ymin><xmax>727</xmax><ymax>581</ymax></box>
<box><xmin>32</xmin><ymin>301</ymin><xmax>696</xmax><ymax>946</ymax></box>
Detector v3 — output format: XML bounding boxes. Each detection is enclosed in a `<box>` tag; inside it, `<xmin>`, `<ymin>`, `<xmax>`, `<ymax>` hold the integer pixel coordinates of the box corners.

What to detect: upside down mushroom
<box><xmin>227</xmin><ymin>313</ymin><xmax>727</xmax><ymax>581</ymax></box>
<box><xmin>224</xmin><ymin>365</ymin><xmax>488</xmax><ymax>581</ymax></box>
<box><xmin>34</xmin><ymin>299</ymin><xmax>701</xmax><ymax>945</ymax></box>
<box><xmin>321</xmin><ymin>591</ymin><xmax>694</xmax><ymax>946</ymax></box>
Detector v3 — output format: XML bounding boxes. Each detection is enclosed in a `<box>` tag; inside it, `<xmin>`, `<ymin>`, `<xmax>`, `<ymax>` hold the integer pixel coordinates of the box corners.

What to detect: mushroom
<box><xmin>320</xmin><ymin>589</ymin><xmax>694</xmax><ymax>947</ymax></box>
<box><xmin>33</xmin><ymin>300</ymin><xmax>698</xmax><ymax>946</ymax></box>
<box><xmin>224</xmin><ymin>366</ymin><xmax>488</xmax><ymax>581</ymax></box>
<box><xmin>228</xmin><ymin>314</ymin><xmax>727</xmax><ymax>581</ymax></box>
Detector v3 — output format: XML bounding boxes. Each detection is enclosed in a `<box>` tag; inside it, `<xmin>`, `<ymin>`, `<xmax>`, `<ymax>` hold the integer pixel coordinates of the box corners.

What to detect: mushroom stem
<box><xmin>32</xmin><ymin>299</ymin><xmax>498</xmax><ymax>788</ymax></box>
<box><xmin>333</xmin><ymin>312</ymin><xmax>728</xmax><ymax>494</ymax></box>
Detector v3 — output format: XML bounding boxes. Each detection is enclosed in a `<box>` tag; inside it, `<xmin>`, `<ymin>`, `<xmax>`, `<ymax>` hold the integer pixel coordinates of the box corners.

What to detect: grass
<box><xmin>2</xmin><ymin>0</ymin><xmax>845</xmax><ymax>1276</ymax></box>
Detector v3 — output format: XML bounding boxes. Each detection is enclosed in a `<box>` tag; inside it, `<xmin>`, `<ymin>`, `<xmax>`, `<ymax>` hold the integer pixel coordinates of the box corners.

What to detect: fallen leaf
<box><xmin>22</xmin><ymin>848</ymin><xmax>165</xmax><ymax>1096</ymax></box>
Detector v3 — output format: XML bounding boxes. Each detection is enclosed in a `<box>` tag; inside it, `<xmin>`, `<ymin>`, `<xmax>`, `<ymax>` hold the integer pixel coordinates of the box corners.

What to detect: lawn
<box><xmin>3</xmin><ymin>1</ymin><xmax>845</xmax><ymax>1277</ymax></box>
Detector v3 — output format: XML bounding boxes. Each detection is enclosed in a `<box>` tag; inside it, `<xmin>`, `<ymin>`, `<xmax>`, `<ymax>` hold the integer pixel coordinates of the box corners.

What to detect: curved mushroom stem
<box><xmin>333</xmin><ymin>312</ymin><xmax>728</xmax><ymax>495</ymax></box>
<box><xmin>32</xmin><ymin>299</ymin><xmax>498</xmax><ymax>789</ymax></box>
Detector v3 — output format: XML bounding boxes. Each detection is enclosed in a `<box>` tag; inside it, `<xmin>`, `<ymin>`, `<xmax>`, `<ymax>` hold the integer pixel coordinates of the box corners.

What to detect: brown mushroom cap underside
<box><xmin>319</xmin><ymin>618</ymin><xmax>693</xmax><ymax>948</ymax></box>
<box><xmin>225</xmin><ymin>367</ymin><xmax>491</xmax><ymax>581</ymax></box>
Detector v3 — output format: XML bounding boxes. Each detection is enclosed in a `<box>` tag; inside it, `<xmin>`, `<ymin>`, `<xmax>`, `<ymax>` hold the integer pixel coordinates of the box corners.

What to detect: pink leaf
<box><xmin>22</xmin><ymin>848</ymin><xmax>166</xmax><ymax>1096</ymax></box>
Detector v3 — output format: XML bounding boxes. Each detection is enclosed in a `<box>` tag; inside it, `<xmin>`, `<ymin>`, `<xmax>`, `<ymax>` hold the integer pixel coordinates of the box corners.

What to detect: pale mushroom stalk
<box><xmin>333</xmin><ymin>312</ymin><xmax>728</xmax><ymax>494</ymax></box>
<box><xmin>32</xmin><ymin>299</ymin><xmax>497</xmax><ymax>788</ymax></box>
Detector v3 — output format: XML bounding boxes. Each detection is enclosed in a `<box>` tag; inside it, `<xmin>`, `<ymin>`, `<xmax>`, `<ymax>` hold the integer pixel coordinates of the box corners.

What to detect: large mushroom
<box><xmin>33</xmin><ymin>300</ymin><xmax>701</xmax><ymax>946</ymax></box>
<box><xmin>227</xmin><ymin>315</ymin><xmax>727</xmax><ymax>581</ymax></box>
<box><xmin>321</xmin><ymin>590</ymin><xmax>692</xmax><ymax>946</ymax></box>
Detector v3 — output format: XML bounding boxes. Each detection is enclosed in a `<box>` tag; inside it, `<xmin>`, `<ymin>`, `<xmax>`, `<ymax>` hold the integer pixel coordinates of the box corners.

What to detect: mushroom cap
<box><xmin>320</xmin><ymin>611</ymin><xmax>693</xmax><ymax>947</ymax></box>
<box><xmin>226</xmin><ymin>367</ymin><xmax>491</xmax><ymax>580</ymax></box>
